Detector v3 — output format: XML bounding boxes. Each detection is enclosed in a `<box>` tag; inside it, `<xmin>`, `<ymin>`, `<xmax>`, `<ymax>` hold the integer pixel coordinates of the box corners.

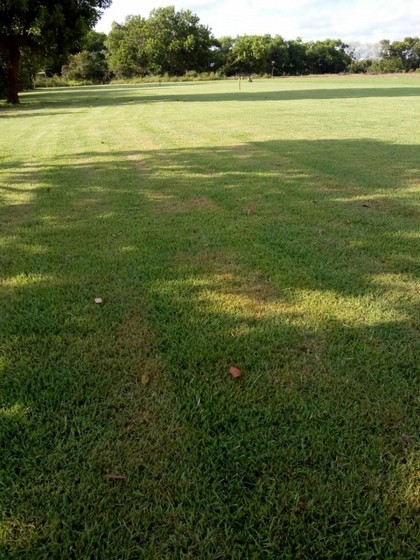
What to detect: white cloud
<box><xmin>95</xmin><ymin>0</ymin><xmax>420</xmax><ymax>42</ymax></box>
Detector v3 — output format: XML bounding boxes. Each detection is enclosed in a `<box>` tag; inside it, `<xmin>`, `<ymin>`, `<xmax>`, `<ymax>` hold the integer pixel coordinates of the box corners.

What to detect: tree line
<box><xmin>1</xmin><ymin>2</ymin><xmax>420</xmax><ymax>103</ymax></box>
<box><xmin>100</xmin><ymin>9</ymin><xmax>351</xmax><ymax>79</ymax></box>
<box><xmin>58</xmin><ymin>9</ymin><xmax>420</xmax><ymax>81</ymax></box>
<box><xmin>62</xmin><ymin>13</ymin><xmax>420</xmax><ymax>82</ymax></box>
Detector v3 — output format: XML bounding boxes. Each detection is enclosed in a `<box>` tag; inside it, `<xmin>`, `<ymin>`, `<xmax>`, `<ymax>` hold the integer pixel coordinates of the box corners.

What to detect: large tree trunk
<box><xmin>7</xmin><ymin>44</ymin><xmax>21</xmax><ymax>104</ymax></box>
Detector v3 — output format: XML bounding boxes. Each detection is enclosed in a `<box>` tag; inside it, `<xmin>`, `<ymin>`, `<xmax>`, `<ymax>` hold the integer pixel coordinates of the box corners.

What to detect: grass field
<box><xmin>1</xmin><ymin>76</ymin><xmax>419</xmax><ymax>558</ymax></box>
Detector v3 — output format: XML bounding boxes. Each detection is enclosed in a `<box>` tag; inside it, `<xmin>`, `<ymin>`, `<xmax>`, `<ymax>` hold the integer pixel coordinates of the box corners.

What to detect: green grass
<box><xmin>1</xmin><ymin>76</ymin><xmax>419</xmax><ymax>559</ymax></box>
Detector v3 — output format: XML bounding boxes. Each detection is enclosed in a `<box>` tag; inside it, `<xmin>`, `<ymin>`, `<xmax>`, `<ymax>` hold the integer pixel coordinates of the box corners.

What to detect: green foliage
<box><xmin>0</xmin><ymin>46</ymin><xmax>40</xmax><ymax>94</ymax></box>
<box><xmin>109</xmin><ymin>71</ymin><xmax>223</xmax><ymax>84</ymax></box>
<box><xmin>18</xmin><ymin>49</ymin><xmax>40</xmax><ymax>88</ymax></box>
<box><xmin>347</xmin><ymin>59</ymin><xmax>372</xmax><ymax>74</ymax></box>
<box><xmin>368</xmin><ymin>57</ymin><xmax>405</xmax><ymax>74</ymax></box>
<box><xmin>105</xmin><ymin>17</ymin><xmax>148</xmax><ymax>77</ymax></box>
<box><xmin>105</xmin><ymin>7</ymin><xmax>213</xmax><ymax>78</ymax></box>
<box><xmin>208</xmin><ymin>35</ymin><xmax>351</xmax><ymax>76</ymax></box>
<box><xmin>269</xmin><ymin>36</ymin><xmax>289</xmax><ymax>75</ymax></box>
<box><xmin>144</xmin><ymin>6</ymin><xmax>213</xmax><ymax>75</ymax></box>
<box><xmin>344</xmin><ymin>36</ymin><xmax>420</xmax><ymax>74</ymax></box>
<box><xmin>284</xmin><ymin>38</ymin><xmax>307</xmax><ymax>75</ymax></box>
<box><xmin>210</xmin><ymin>36</ymin><xmax>234</xmax><ymax>72</ymax></box>
<box><xmin>0</xmin><ymin>0</ymin><xmax>111</xmax><ymax>55</ymax></box>
<box><xmin>228</xmin><ymin>34</ymin><xmax>273</xmax><ymax>74</ymax></box>
<box><xmin>63</xmin><ymin>31</ymin><xmax>109</xmax><ymax>82</ymax></box>
<box><xmin>33</xmin><ymin>73</ymin><xmax>85</xmax><ymax>87</ymax></box>
<box><xmin>379</xmin><ymin>37</ymin><xmax>420</xmax><ymax>71</ymax></box>
<box><xmin>62</xmin><ymin>50</ymin><xmax>109</xmax><ymax>82</ymax></box>
<box><xmin>0</xmin><ymin>0</ymin><xmax>112</xmax><ymax>101</ymax></box>
<box><xmin>83</xmin><ymin>29</ymin><xmax>108</xmax><ymax>53</ymax></box>
<box><xmin>306</xmin><ymin>39</ymin><xmax>351</xmax><ymax>74</ymax></box>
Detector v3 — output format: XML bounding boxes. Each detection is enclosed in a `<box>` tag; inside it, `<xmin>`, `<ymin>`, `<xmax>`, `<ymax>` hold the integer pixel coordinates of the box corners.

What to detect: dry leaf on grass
<box><xmin>229</xmin><ymin>366</ymin><xmax>241</xmax><ymax>378</ymax></box>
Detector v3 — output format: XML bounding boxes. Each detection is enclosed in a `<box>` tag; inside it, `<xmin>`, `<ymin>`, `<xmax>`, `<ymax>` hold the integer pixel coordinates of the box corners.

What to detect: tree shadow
<box><xmin>1</xmin><ymin>137</ymin><xmax>419</xmax><ymax>556</ymax></box>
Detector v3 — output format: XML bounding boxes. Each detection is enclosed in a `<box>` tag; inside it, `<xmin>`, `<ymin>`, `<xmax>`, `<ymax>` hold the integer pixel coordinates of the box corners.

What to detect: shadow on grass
<box><xmin>1</xmin><ymin>80</ymin><xmax>420</xmax><ymax>115</ymax></box>
<box><xmin>0</xmin><ymin>138</ymin><xmax>419</xmax><ymax>557</ymax></box>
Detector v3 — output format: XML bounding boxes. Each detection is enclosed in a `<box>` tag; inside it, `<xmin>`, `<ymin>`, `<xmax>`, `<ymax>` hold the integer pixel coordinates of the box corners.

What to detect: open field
<box><xmin>1</xmin><ymin>76</ymin><xmax>419</xmax><ymax>558</ymax></box>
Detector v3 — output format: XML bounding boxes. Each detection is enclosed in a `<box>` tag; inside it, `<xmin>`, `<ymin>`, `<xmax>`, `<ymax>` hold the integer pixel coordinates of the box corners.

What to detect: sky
<box><xmin>95</xmin><ymin>0</ymin><xmax>420</xmax><ymax>43</ymax></box>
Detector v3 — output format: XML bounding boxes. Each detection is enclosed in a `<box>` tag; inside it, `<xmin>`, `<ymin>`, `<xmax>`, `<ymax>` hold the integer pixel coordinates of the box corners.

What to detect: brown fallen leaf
<box><xmin>362</xmin><ymin>203</ymin><xmax>371</xmax><ymax>208</ymax></box>
<box><xmin>94</xmin><ymin>298</ymin><xmax>103</xmax><ymax>304</ymax></box>
<box><xmin>141</xmin><ymin>374</ymin><xmax>150</xmax><ymax>385</ymax></box>
<box><xmin>104</xmin><ymin>474</ymin><xmax>126</xmax><ymax>480</ymax></box>
<box><xmin>344</xmin><ymin>219</ymin><xmax>350</xmax><ymax>225</ymax></box>
<box><xmin>246</xmin><ymin>206</ymin><xmax>255</xmax><ymax>216</ymax></box>
<box><xmin>229</xmin><ymin>366</ymin><xmax>241</xmax><ymax>378</ymax></box>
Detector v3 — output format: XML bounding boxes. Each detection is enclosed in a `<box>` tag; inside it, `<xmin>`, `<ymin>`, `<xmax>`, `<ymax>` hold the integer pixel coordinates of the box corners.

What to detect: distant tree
<box><xmin>0</xmin><ymin>0</ymin><xmax>112</xmax><ymax>103</ymax></box>
<box><xmin>83</xmin><ymin>29</ymin><xmax>108</xmax><ymax>53</ymax></box>
<box><xmin>63</xmin><ymin>29</ymin><xmax>109</xmax><ymax>82</ymax></box>
<box><xmin>62</xmin><ymin>50</ymin><xmax>108</xmax><ymax>82</ymax></box>
<box><xmin>345</xmin><ymin>42</ymin><xmax>380</xmax><ymax>73</ymax></box>
<box><xmin>210</xmin><ymin>36</ymin><xmax>234</xmax><ymax>74</ymax></box>
<box><xmin>284</xmin><ymin>38</ymin><xmax>307</xmax><ymax>75</ymax></box>
<box><xmin>368</xmin><ymin>56</ymin><xmax>405</xmax><ymax>73</ymax></box>
<box><xmin>228</xmin><ymin>34</ymin><xmax>273</xmax><ymax>75</ymax></box>
<box><xmin>105</xmin><ymin>16</ymin><xmax>148</xmax><ymax>77</ymax></box>
<box><xmin>106</xmin><ymin>7</ymin><xmax>213</xmax><ymax>77</ymax></box>
<box><xmin>379</xmin><ymin>39</ymin><xmax>391</xmax><ymax>60</ymax></box>
<box><xmin>214</xmin><ymin>34</ymin><xmax>289</xmax><ymax>77</ymax></box>
<box><xmin>143</xmin><ymin>6</ymin><xmax>213</xmax><ymax>75</ymax></box>
<box><xmin>269</xmin><ymin>35</ymin><xmax>289</xmax><ymax>76</ymax></box>
<box><xmin>306</xmin><ymin>39</ymin><xmax>351</xmax><ymax>74</ymax></box>
<box><xmin>383</xmin><ymin>37</ymin><xmax>420</xmax><ymax>71</ymax></box>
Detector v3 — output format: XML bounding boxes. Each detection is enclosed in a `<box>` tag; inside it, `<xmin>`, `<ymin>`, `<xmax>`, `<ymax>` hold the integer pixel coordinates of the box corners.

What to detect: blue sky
<box><xmin>95</xmin><ymin>0</ymin><xmax>420</xmax><ymax>43</ymax></box>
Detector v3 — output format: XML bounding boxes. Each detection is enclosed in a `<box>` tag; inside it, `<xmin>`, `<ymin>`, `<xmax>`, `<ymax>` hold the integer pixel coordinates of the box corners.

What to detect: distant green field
<box><xmin>1</xmin><ymin>77</ymin><xmax>419</xmax><ymax>558</ymax></box>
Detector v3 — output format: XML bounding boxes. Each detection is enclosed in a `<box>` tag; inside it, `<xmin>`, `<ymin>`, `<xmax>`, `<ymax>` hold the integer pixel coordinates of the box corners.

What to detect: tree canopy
<box><xmin>0</xmin><ymin>0</ymin><xmax>111</xmax><ymax>102</ymax></box>
<box><xmin>106</xmin><ymin>7</ymin><xmax>213</xmax><ymax>78</ymax></box>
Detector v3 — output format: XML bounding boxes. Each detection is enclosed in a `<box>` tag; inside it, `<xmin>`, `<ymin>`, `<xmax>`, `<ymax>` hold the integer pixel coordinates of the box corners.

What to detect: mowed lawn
<box><xmin>1</xmin><ymin>76</ymin><xmax>419</xmax><ymax>558</ymax></box>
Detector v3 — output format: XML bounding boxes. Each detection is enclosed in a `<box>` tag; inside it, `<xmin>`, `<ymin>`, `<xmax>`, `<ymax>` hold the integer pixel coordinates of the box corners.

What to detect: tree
<box><xmin>143</xmin><ymin>6</ymin><xmax>213</xmax><ymax>75</ymax></box>
<box><xmin>284</xmin><ymin>38</ymin><xmax>307</xmax><ymax>75</ymax></box>
<box><xmin>210</xmin><ymin>36</ymin><xmax>234</xmax><ymax>74</ymax></box>
<box><xmin>306</xmin><ymin>39</ymin><xmax>351</xmax><ymax>74</ymax></box>
<box><xmin>62</xmin><ymin>29</ymin><xmax>109</xmax><ymax>82</ymax></box>
<box><xmin>385</xmin><ymin>37</ymin><xmax>420</xmax><ymax>71</ymax></box>
<box><xmin>105</xmin><ymin>6</ymin><xmax>213</xmax><ymax>78</ymax></box>
<box><xmin>105</xmin><ymin>16</ymin><xmax>148</xmax><ymax>78</ymax></box>
<box><xmin>0</xmin><ymin>0</ymin><xmax>111</xmax><ymax>103</ymax></box>
<box><xmin>62</xmin><ymin>50</ymin><xmax>109</xmax><ymax>82</ymax></box>
<box><xmin>269</xmin><ymin>36</ymin><xmax>289</xmax><ymax>76</ymax></box>
<box><xmin>228</xmin><ymin>35</ymin><xmax>273</xmax><ymax>75</ymax></box>
<box><xmin>82</xmin><ymin>29</ymin><xmax>107</xmax><ymax>53</ymax></box>
<box><xmin>0</xmin><ymin>45</ymin><xmax>44</xmax><ymax>96</ymax></box>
